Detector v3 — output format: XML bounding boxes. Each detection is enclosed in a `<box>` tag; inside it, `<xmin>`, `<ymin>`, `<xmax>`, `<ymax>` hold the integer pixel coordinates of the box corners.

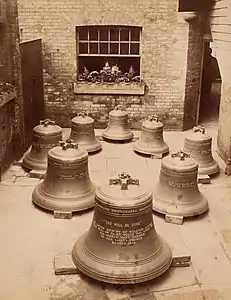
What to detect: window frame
<box><xmin>76</xmin><ymin>25</ymin><xmax>142</xmax><ymax>58</ymax></box>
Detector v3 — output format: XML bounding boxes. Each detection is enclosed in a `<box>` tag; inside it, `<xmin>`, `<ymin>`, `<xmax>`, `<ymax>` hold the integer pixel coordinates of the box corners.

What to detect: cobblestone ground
<box><xmin>1</xmin><ymin>126</ymin><xmax>231</xmax><ymax>300</ymax></box>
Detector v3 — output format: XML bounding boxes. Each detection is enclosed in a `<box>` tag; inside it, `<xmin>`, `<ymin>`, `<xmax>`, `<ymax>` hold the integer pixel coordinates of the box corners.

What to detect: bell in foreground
<box><xmin>183</xmin><ymin>125</ymin><xmax>219</xmax><ymax>176</ymax></box>
<box><xmin>22</xmin><ymin>119</ymin><xmax>62</xmax><ymax>171</ymax></box>
<box><xmin>134</xmin><ymin>115</ymin><xmax>169</xmax><ymax>157</ymax></box>
<box><xmin>32</xmin><ymin>139</ymin><xmax>95</xmax><ymax>212</ymax></box>
<box><xmin>102</xmin><ymin>105</ymin><xmax>133</xmax><ymax>141</ymax></box>
<box><xmin>72</xmin><ymin>172</ymin><xmax>172</xmax><ymax>284</ymax></box>
<box><xmin>153</xmin><ymin>150</ymin><xmax>209</xmax><ymax>218</ymax></box>
<box><xmin>69</xmin><ymin>112</ymin><xmax>102</xmax><ymax>153</ymax></box>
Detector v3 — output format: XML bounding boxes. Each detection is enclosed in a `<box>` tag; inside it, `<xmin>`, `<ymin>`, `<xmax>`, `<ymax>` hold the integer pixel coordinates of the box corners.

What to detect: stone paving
<box><xmin>1</xmin><ymin>126</ymin><xmax>231</xmax><ymax>299</ymax></box>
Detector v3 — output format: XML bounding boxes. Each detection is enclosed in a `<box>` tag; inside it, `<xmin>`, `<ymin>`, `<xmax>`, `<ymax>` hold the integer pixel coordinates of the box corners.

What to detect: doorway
<box><xmin>198</xmin><ymin>42</ymin><xmax>222</xmax><ymax>125</ymax></box>
<box><xmin>19</xmin><ymin>39</ymin><xmax>45</xmax><ymax>150</ymax></box>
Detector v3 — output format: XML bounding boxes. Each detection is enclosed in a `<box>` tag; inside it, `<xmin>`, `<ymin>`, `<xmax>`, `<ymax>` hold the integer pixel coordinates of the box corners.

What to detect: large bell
<box><xmin>134</xmin><ymin>115</ymin><xmax>169</xmax><ymax>156</ymax></box>
<box><xmin>32</xmin><ymin>139</ymin><xmax>95</xmax><ymax>212</ymax></box>
<box><xmin>183</xmin><ymin>125</ymin><xmax>219</xmax><ymax>176</ymax></box>
<box><xmin>22</xmin><ymin>119</ymin><xmax>62</xmax><ymax>171</ymax></box>
<box><xmin>153</xmin><ymin>150</ymin><xmax>208</xmax><ymax>217</ymax></box>
<box><xmin>72</xmin><ymin>172</ymin><xmax>172</xmax><ymax>284</ymax></box>
<box><xmin>69</xmin><ymin>112</ymin><xmax>102</xmax><ymax>153</ymax></box>
<box><xmin>102</xmin><ymin>106</ymin><xmax>134</xmax><ymax>141</ymax></box>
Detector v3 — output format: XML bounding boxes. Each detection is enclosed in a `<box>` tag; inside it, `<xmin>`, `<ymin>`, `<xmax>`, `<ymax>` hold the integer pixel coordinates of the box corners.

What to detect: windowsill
<box><xmin>73</xmin><ymin>81</ymin><xmax>145</xmax><ymax>95</ymax></box>
<box><xmin>0</xmin><ymin>89</ymin><xmax>17</xmax><ymax>109</ymax></box>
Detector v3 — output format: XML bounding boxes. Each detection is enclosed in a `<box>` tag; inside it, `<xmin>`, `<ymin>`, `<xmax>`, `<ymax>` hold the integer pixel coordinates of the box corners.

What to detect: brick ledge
<box><xmin>73</xmin><ymin>82</ymin><xmax>145</xmax><ymax>95</ymax></box>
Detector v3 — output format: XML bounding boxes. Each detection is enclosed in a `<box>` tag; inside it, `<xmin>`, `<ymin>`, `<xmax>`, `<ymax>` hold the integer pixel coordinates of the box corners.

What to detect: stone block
<box><xmin>54</xmin><ymin>211</ymin><xmax>73</xmax><ymax>219</ymax></box>
<box><xmin>54</xmin><ymin>253</ymin><xmax>78</xmax><ymax>275</ymax></box>
<box><xmin>29</xmin><ymin>169</ymin><xmax>46</xmax><ymax>179</ymax></box>
<box><xmin>198</xmin><ymin>175</ymin><xmax>211</xmax><ymax>184</ymax></box>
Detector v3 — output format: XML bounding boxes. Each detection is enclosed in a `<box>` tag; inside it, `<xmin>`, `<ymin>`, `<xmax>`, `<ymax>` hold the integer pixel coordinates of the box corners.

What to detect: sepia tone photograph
<box><xmin>0</xmin><ymin>0</ymin><xmax>231</xmax><ymax>299</ymax></box>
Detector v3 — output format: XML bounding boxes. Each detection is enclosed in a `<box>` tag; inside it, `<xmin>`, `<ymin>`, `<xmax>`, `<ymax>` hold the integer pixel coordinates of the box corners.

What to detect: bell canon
<box><xmin>32</xmin><ymin>139</ymin><xmax>95</xmax><ymax>212</ymax></box>
<box><xmin>134</xmin><ymin>115</ymin><xmax>169</xmax><ymax>156</ymax></box>
<box><xmin>183</xmin><ymin>125</ymin><xmax>219</xmax><ymax>176</ymax></box>
<box><xmin>72</xmin><ymin>172</ymin><xmax>172</xmax><ymax>284</ymax></box>
<box><xmin>22</xmin><ymin>119</ymin><xmax>62</xmax><ymax>171</ymax></box>
<box><xmin>153</xmin><ymin>150</ymin><xmax>209</xmax><ymax>217</ymax></box>
<box><xmin>69</xmin><ymin>112</ymin><xmax>102</xmax><ymax>153</ymax></box>
<box><xmin>102</xmin><ymin>105</ymin><xmax>133</xmax><ymax>141</ymax></box>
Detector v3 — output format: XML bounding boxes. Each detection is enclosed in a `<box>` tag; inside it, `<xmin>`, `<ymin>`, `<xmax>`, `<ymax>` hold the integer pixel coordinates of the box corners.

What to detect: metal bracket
<box><xmin>193</xmin><ymin>125</ymin><xmax>205</xmax><ymax>134</ymax></box>
<box><xmin>148</xmin><ymin>115</ymin><xmax>159</xmax><ymax>122</ymax></box>
<box><xmin>114</xmin><ymin>105</ymin><xmax>125</xmax><ymax>111</ymax></box>
<box><xmin>78</xmin><ymin>111</ymin><xmax>87</xmax><ymax>118</ymax></box>
<box><xmin>171</xmin><ymin>256</ymin><xmax>191</xmax><ymax>268</ymax></box>
<box><xmin>109</xmin><ymin>172</ymin><xmax>139</xmax><ymax>190</ymax></box>
<box><xmin>59</xmin><ymin>139</ymin><xmax>78</xmax><ymax>150</ymax></box>
<box><xmin>171</xmin><ymin>150</ymin><xmax>190</xmax><ymax>161</ymax></box>
<box><xmin>40</xmin><ymin>119</ymin><xmax>56</xmax><ymax>127</ymax></box>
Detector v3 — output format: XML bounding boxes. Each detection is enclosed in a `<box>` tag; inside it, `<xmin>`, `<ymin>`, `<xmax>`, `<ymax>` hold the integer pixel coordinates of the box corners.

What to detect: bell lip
<box><xmin>70</xmin><ymin>141</ymin><xmax>102</xmax><ymax>153</ymax></box>
<box><xmin>32</xmin><ymin>182</ymin><xmax>96</xmax><ymax>212</ymax></box>
<box><xmin>185</xmin><ymin>132</ymin><xmax>212</xmax><ymax>142</ymax></box>
<box><xmin>34</xmin><ymin>125</ymin><xmax>62</xmax><ymax>135</ymax></box>
<box><xmin>142</xmin><ymin>121</ymin><xmax>163</xmax><ymax>129</ymax></box>
<box><xmin>133</xmin><ymin>141</ymin><xmax>169</xmax><ymax>156</ymax></box>
<box><xmin>152</xmin><ymin>193</ymin><xmax>209</xmax><ymax>217</ymax></box>
<box><xmin>48</xmin><ymin>146</ymin><xmax>88</xmax><ymax>162</ymax></box>
<box><xmin>109</xmin><ymin>111</ymin><xmax>128</xmax><ymax>117</ymax></box>
<box><xmin>198</xmin><ymin>163</ymin><xmax>220</xmax><ymax>176</ymax></box>
<box><xmin>71</xmin><ymin>233</ymin><xmax>172</xmax><ymax>284</ymax></box>
<box><xmin>161</xmin><ymin>156</ymin><xmax>198</xmax><ymax>172</ymax></box>
<box><xmin>95</xmin><ymin>187</ymin><xmax>153</xmax><ymax>208</ymax></box>
<box><xmin>102</xmin><ymin>130</ymin><xmax>134</xmax><ymax>141</ymax></box>
<box><xmin>71</xmin><ymin>116</ymin><xmax>94</xmax><ymax>123</ymax></box>
<box><xmin>22</xmin><ymin>154</ymin><xmax>47</xmax><ymax>171</ymax></box>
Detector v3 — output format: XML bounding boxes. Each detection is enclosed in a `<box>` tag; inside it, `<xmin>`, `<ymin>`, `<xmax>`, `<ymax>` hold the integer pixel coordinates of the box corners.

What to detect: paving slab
<box><xmin>155</xmin><ymin>285</ymin><xmax>203</xmax><ymax>300</ymax></box>
<box><xmin>2</xmin><ymin>124</ymin><xmax>231</xmax><ymax>299</ymax></box>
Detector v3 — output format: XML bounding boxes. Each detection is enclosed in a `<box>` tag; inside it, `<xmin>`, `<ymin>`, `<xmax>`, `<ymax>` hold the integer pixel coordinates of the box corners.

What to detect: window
<box><xmin>178</xmin><ymin>0</ymin><xmax>212</xmax><ymax>12</ymax></box>
<box><xmin>76</xmin><ymin>25</ymin><xmax>141</xmax><ymax>76</ymax></box>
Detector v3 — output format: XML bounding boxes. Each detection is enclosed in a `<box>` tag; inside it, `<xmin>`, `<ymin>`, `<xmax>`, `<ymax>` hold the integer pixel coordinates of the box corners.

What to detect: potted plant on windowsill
<box><xmin>73</xmin><ymin>62</ymin><xmax>145</xmax><ymax>95</ymax></box>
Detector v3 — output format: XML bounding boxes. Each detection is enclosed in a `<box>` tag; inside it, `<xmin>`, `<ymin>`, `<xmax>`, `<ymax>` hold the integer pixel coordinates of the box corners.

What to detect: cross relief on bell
<box><xmin>109</xmin><ymin>172</ymin><xmax>139</xmax><ymax>190</ymax></box>
<box><xmin>59</xmin><ymin>139</ymin><xmax>78</xmax><ymax>150</ymax></box>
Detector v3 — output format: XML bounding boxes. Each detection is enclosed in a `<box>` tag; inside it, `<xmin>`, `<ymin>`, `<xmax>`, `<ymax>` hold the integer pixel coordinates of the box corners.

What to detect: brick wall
<box><xmin>210</xmin><ymin>0</ymin><xmax>231</xmax><ymax>161</ymax></box>
<box><xmin>17</xmin><ymin>0</ymin><xmax>204</xmax><ymax>130</ymax></box>
<box><xmin>0</xmin><ymin>0</ymin><xmax>25</xmax><ymax>174</ymax></box>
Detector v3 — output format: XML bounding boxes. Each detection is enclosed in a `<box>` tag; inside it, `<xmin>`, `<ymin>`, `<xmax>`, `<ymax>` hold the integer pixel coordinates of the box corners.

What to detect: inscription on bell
<box><xmin>94</xmin><ymin>220</ymin><xmax>153</xmax><ymax>245</ymax></box>
<box><xmin>59</xmin><ymin>170</ymin><xmax>88</xmax><ymax>179</ymax></box>
<box><xmin>33</xmin><ymin>143</ymin><xmax>57</xmax><ymax>148</ymax></box>
<box><xmin>96</xmin><ymin>201</ymin><xmax>151</xmax><ymax>214</ymax></box>
<box><xmin>168</xmin><ymin>181</ymin><xmax>196</xmax><ymax>188</ymax></box>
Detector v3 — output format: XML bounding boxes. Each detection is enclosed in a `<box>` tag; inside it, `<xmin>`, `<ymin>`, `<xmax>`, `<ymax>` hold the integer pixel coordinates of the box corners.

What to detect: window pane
<box><xmin>131</xmin><ymin>28</ymin><xmax>140</xmax><ymax>41</ymax></box>
<box><xmin>100</xmin><ymin>43</ymin><xmax>108</xmax><ymax>54</ymax></box>
<box><xmin>79</xmin><ymin>42</ymin><xmax>88</xmax><ymax>54</ymax></box>
<box><xmin>110</xmin><ymin>29</ymin><xmax>119</xmax><ymax>41</ymax></box>
<box><xmin>78</xmin><ymin>27</ymin><xmax>88</xmax><ymax>40</ymax></box>
<box><xmin>120</xmin><ymin>29</ymin><xmax>129</xmax><ymax>41</ymax></box>
<box><xmin>100</xmin><ymin>29</ymin><xmax>108</xmax><ymax>41</ymax></box>
<box><xmin>89</xmin><ymin>43</ymin><xmax>98</xmax><ymax>54</ymax></box>
<box><xmin>110</xmin><ymin>43</ymin><xmax>119</xmax><ymax>54</ymax></box>
<box><xmin>120</xmin><ymin>43</ymin><xmax>129</xmax><ymax>55</ymax></box>
<box><xmin>89</xmin><ymin>28</ymin><xmax>98</xmax><ymax>41</ymax></box>
<box><xmin>130</xmin><ymin>43</ymin><xmax>139</xmax><ymax>55</ymax></box>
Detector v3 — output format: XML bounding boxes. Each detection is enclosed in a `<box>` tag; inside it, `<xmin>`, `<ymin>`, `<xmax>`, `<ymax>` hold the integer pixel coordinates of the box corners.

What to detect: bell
<box><xmin>183</xmin><ymin>125</ymin><xmax>220</xmax><ymax>176</ymax></box>
<box><xmin>134</xmin><ymin>115</ymin><xmax>169</xmax><ymax>156</ymax></box>
<box><xmin>69</xmin><ymin>112</ymin><xmax>102</xmax><ymax>153</ymax></box>
<box><xmin>72</xmin><ymin>172</ymin><xmax>172</xmax><ymax>284</ymax></box>
<box><xmin>32</xmin><ymin>139</ymin><xmax>95</xmax><ymax>212</ymax></box>
<box><xmin>153</xmin><ymin>150</ymin><xmax>208</xmax><ymax>218</ymax></box>
<box><xmin>22</xmin><ymin>119</ymin><xmax>62</xmax><ymax>171</ymax></box>
<box><xmin>102</xmin><ymin>105</ymin><xmax>133</xmax><ymax>141</ymax></box>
